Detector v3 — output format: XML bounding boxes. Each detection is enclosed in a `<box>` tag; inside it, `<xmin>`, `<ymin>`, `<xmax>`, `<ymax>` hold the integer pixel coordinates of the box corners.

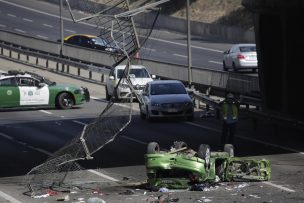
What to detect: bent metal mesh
<box><xmin>25</xmin><ymin>0</ymin><xmax>166</xmax><ymax>197</ymax></box>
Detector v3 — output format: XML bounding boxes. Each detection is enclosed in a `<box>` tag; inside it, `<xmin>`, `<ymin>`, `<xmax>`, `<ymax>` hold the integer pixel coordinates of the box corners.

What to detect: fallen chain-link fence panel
<box><xmin>25</xmin><ymin>0</ymin><xmax>167</xmax><ymax>196</ymax></box>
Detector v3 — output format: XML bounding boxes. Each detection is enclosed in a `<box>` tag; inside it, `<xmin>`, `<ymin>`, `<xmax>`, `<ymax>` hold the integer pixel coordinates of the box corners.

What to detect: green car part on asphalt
<box><xmin>0</xmin><ymin>70</ymin><xmax>90</xmax><ymax>109</ymax></box>
<box><xmin>145</xmin><ymin>141</ymin><xmax>271</xmax><ymax>190</ymax></box>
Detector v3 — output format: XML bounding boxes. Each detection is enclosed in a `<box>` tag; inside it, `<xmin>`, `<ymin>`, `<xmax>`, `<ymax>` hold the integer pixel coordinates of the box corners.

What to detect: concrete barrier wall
<box><xmin>153</xmin><ymin>15</ymin><xmax>255</xmax><ymax>43</ymax></box>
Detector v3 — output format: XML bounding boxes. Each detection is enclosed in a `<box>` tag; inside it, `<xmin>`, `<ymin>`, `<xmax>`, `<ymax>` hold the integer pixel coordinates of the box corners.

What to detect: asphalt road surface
<box><xmin>0</xmin><ymin>58</ymin><xmax>304</xmax><ymax>202</ymax></box>
<box><xmin>0</xmin><ymin>0</ymin><xmax>233</xmax><ymax>70</ymax></box>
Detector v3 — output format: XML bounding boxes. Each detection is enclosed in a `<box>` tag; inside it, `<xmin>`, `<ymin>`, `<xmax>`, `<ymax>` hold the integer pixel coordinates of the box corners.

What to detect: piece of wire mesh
<box><xmin>25</xmin><ymin>0</ymin><xmax>165</xmax><ymax>196</ymax></box>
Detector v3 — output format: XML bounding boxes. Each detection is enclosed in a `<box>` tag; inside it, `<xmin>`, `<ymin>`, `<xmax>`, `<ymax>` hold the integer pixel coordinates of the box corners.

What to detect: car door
<box><xmin>0</xmin><ymin>77</ymin><xmax>20</xmax><ymax>107</ymax></box>
<box><xmin>17</xmin><ymin>77</ymin><xmax>49</xmax><ymax>106</ymax></box>
<box><xmin>66</xmin><ymin>35</ymin><xmax>80</xmax><ymax>45</ymax></box>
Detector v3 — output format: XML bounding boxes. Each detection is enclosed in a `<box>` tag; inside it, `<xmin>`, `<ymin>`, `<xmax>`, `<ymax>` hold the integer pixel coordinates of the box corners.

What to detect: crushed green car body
<box><xmin>145</xmin><ymin>142</ymin><xmax>271</xmax><ymax>190</ymax></box>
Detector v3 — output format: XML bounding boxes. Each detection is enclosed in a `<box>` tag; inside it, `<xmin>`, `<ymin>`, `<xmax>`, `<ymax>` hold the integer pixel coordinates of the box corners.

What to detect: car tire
<box><xmin>173</xmin><ymin>141</ymin><xmax>188</xmax><ymax>150</ymax></box>
<box><xmin>198</xmin><ymin>144</ymin><xmax>211</xmax><ymax>167</ymax></box>
<box><xmin>224</xmin><ymin>144</ymin><xmax>234</xmax><ymax>157</ymax></box>
<box><xmin>105</xmin><ymin>87</ymin><xmax>110</xmax><ymax>101</ymax></box>
<box><xmin>232</xmin><ymin>62</ymin><xmax>238</xmax><ymax>72</ymax></box>
<box><xmin>147</xmin><ymin>142</ymin><xmax>160</xmax><ymax>154</ymax></box>
<box><xmin>140</xmin><ymin>105</ymin><xmax>146</xmax><ymax>119</ymax></box>
<box><xmin>186</xmin><ymin>114</ymin><xmax>194</xmax><ymax>121</ymax></box>
<box><xmin>223</xmin><ymin>61</ymin><xmax>228</xmax><ymax>71</ymax></box>
<box><xmin>56</xmin><ymin>92</ymin><xmax>74</xmax><ymax>110</ymax></box>
<box><xmin>146</xmin><ymin>107</ymin><xmax>152</xmax><ymax>121</ymax></box>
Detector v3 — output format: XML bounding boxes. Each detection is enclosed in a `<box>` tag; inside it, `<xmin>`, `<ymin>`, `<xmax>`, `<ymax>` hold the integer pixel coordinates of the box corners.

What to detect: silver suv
<box><xmin>105</xmin><ymin>65</ymin><xmax>155</xmax><ymax>100</ymax></box>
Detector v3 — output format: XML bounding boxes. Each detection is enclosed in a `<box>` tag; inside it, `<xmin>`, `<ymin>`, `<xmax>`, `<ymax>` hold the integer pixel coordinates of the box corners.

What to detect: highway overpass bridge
<box><xmin>243</xmin><ymin>0</ymin><xmax>304</xmax><ymax>121</ymax></box>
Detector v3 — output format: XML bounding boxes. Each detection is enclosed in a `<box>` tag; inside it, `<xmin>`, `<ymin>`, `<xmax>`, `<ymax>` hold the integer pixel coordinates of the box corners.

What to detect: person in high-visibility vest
<box><xmin>220</xmin><ymin>92</ymin><xmax>239</xmax><ymax>146</ymax></box>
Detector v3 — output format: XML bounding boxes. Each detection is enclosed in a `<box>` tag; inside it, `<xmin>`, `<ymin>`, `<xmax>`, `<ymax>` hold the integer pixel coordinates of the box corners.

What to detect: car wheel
<box><xmin>186</xmin><ymin>114</ymin><xmax>194</xmax><ymax>121</ymax></box>
<box><xmin>56</xmin><ymin>92</ymin><xmax>74</xmax><ymax>109</ymax></box>
<box><xmin>105</xmin><ymin>87</ymin><xmax>110</xmax><ymax>101</ymax></box>
<box><xmin>223</xmin><ymin>61</ymin><xmax>228</xmax><ymax>71</ymax></box>
<box><xmin>147</xmin><ymin>142</ymin><xmax>160</xmax><ymax>154</ymax></box>
<box><xmin>198</xmin><ymin>144</ymin><xmax>211</xmax><ymax>167</ymax></box>
<box><xmin>139</xmin><ymin>105</ymin><xmax>146</xmax><ymax>119</ymax></box>
<box><xmin>224</xmin><ymin>144</ymin><xmax>234</xmax><ymax>157</ymax></box>
<box><xmin>232</xmin><ymin>62</ymin><xmax>238</xmax><ymax>72</ymax></box>
<box><xmin>146</xmin><ymin>107</ymin><xmax>152</xmax><ymax>121</ymax></box>
<box><xmin>173</xmin><ymin>141</ymin><xmax>188</xmax><ymax>150</ymax></box>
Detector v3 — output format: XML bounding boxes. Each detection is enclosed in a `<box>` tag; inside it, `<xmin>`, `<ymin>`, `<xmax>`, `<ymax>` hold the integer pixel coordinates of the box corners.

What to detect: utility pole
<box><xmin>60</xmin><ymin>0</ymin><xmax>64</xmax><ymax>57</ymax></box>
<box><xmin>186</xmin><ymin>0</ymin><xmax>192</xmax><ymax>86</ymax></box>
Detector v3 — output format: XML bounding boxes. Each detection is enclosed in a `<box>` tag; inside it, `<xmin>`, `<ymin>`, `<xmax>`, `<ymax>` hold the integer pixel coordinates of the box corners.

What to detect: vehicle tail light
<box><xmin>237</xmin><ymin>54</ymin><xmax>245</xmax><ymax>59</ymax></box>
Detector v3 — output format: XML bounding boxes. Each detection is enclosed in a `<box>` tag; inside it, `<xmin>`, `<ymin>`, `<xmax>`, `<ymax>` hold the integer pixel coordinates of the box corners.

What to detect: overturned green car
<box><xmin>145</xmin><ymin>141</ymin><xmax>271</xmax><ymax>190</ymax></box>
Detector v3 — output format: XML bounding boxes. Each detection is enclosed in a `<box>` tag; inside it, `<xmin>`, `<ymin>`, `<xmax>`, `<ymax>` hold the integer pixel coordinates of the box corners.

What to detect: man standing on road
<box><xmin>220</xmin><ymin>92</ymin><xmax>239</xmax><ymax>146</ymax></box>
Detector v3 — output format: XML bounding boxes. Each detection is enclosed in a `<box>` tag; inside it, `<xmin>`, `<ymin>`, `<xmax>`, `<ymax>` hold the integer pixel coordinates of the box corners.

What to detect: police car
<box><xmin>0</xmin><ymin>70</ymin><xmax>90</xmax><ymax>109</ymax></box>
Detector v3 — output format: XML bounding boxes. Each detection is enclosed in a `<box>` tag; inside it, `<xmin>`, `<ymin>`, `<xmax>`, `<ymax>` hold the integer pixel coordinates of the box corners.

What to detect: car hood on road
<box><xmin>150</xmin><ymin>94</ymin><xmax>192</xmax><ymax>103</ymax></box>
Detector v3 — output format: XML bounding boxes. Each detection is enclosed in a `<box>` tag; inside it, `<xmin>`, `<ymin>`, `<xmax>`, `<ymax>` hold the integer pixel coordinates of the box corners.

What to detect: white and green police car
<box><xmin>0</xmin><ymin>70</ymin><xmax>90</xmax><ymax>109</ymax></box>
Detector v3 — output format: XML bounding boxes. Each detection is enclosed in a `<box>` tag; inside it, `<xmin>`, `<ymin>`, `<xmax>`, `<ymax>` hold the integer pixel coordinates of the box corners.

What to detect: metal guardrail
<box><xmin>0</xmin><ymin>29</ymin><xmax>260</xmax><ymax>95</ymax></box>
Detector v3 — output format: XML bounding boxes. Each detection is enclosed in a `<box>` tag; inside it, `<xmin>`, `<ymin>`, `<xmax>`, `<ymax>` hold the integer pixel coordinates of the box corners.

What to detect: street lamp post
<box><xmin>60</xmin><ymin>0</ymin><xmax>64</xmax><ymax>56</ymax></box>
<box><xmin>186</xmin><ymin>0</ymin><xmax>192</xmax><ymax>86</ymax></box>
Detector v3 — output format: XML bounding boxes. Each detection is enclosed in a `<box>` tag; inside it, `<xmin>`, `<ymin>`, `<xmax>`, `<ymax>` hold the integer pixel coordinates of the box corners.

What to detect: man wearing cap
<box><xmin>220</xmin><ymin>92</ymin><xmax>239</xmax><ymax>146</ymax></box>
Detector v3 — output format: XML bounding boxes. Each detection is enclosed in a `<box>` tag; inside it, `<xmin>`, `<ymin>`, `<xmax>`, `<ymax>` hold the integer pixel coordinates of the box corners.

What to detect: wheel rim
<box><xmin>62</xmin><ymin>95</ymin><xmax>73</xmax><ymax>108</ymax></box>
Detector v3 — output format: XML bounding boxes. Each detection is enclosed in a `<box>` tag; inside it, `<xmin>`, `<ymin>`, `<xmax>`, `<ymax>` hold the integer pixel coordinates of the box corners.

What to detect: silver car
<box><xmin>223</xmin><ymin>44</ymin><xmax>258</xmax><ymax>72</ymax></box>
<box><xmin>139</xmin><ymin>80</ymin><xmax>194</xmax><ymax>121</ymax></box>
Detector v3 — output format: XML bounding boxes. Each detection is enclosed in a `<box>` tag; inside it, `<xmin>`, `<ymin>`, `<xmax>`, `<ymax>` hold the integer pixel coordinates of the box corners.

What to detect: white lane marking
<box><xmin>73</xmin><ymin>121</ymin><xmax>147</xmax><ymax>145</ymax></box>
<box><xmin>149</xmin><ymin>36</ymin><xmax>224</xmax><ymax>53</ymax></box>
<box><xmin>14</xmin><ymin>28</ymin><xmax>26</xmax><ymax>33</ymax></box>
<box><xmin>0</xmin><ymin>191</ymin><xmax>22</xmax><ymax>203</ymax></box>
<box><xmin>43</xmin><ymin>23</ymin><xmax>53</xmax><ymax>28</ymax></box>
<box><xmin>87</xmin><ymin>169</ymin><xmax>119</xmax><ymax>182</ymax></box>
<box><xmin>22</xmin><ymin>18</ymin><xmax>33</xmax><ymax>22</ymax></box>
<box><xmin>263</xmin><ymin>182</ymin><xmax>295</xmax><ymax>193</ymax></box>
<box><xmin>142</xmin><ymin>47</ymin><xmax>156</xmax><ymax>52</ymax></box>
<box><xmin>230</xmin><ymin>77</ymin><xmax>251</xmax><ymax>83</ymax></box>
<box><xmin>236</xmin><ymin>135</ymin><xmax>304</xmax><ymax>154</ymax></box>
<box><xmin>73</xmin><ymin>120</ymin><xmax>87</xmax><ymax>126</ymax></box>
<box><xmin>121</xmin><ymin>135</ymin><xmax>147</xmax><ymax>145</ymax></box>
<box><xmin>7</xmin><ymin>13</ymin><xmax>16</xmax><ymax>17</ymax></box>
<box><xmin>185</xmin><ymin>122</ymin><xmax>221</xmax><ymax>133</ymax></box>
<box><xmin>36</xmin><ymin>35</ymin><xmax>48</xmax><ymax>39</ymax></box>
<box><xmin>0</xmin><ymin>132</ymin><xmax>52</xmax><ymax>156</ymax></box>
<box><xmin>0</xmin><ymin>0</ymin><xmax>224</xmax><ymax>53</ymax></box>
<box><xmin>173</xmin><ymin>53</ymin><xmax>187</xmax><ymax>58</ymax></box>
<box><xmin>209</xmin><ymin>60</ymin><xmax>222</xmax><ymax>65</ymax></box>
<box><xmin>185</xmin><ymin>122</ymin><xmax>304</xmax><ymax>154</ymax></box>
<box><xmin>0</xmin><ymin>24</ymin><xmax>7</xmax><ymax>27</ymax></box>
<box><xmin>90</xmin><ymin>96</ymin><xmax>101</xmax><ymax>100</ymax></box>
<box><xmin>39</xmin><ymin>110</ymin><xmax>52</xmax><ymax>114</ymax></box>
<box><xmin>64</xmin><ymin>29</ymin><xmax>76</xmax><ymax>33</ymax></box>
